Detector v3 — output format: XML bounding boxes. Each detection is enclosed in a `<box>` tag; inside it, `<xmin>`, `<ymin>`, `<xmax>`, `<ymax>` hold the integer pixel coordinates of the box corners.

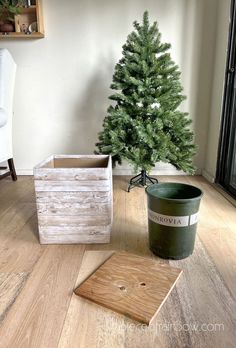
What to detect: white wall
<box><xmin>0</xmin><ymin>0</ymin><xmax>227</xmax><ymax>175</ymax></box>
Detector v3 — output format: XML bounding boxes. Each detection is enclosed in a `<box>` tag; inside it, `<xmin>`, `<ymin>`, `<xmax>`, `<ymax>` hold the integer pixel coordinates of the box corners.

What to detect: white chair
<box><xmin>0</xmin><ymin>48</ymin><xmax>17</xmax><ymax>181</ymax></box>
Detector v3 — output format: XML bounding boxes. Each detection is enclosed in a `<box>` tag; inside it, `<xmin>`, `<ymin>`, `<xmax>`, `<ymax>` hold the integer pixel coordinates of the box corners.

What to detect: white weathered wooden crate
<box><xmin>34</xmin><ymin>155</ymin><xmax>113</xmax><ymax>244</ymax></box>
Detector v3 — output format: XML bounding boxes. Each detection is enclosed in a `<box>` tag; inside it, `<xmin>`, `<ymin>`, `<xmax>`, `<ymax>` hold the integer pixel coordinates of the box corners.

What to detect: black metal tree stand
<box><xmin>127</xmin><ymin>169</ymin><xmax>158</xmax><ymax>192</ymax></box>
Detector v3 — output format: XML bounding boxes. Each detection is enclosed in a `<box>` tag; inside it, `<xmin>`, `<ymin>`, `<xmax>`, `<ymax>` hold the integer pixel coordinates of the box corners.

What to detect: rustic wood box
<box><xmin>34</xmin><ymin>155</ymin><xmax>113</xmax><ymax>244</ymax></box>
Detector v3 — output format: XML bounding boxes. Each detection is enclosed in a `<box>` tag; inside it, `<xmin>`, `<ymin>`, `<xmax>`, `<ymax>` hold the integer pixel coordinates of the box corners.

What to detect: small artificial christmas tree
<box><xmin>95</xmin><ymin>11</ymin><xmax>196</xmax><ymax>191</ymax></box>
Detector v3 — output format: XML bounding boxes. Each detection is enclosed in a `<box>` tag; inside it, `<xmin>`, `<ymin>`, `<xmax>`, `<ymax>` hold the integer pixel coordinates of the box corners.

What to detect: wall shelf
<box><xmin>0</xmin><ymin>0</ymin><xmax>44</xmax><ymax>39</ymax></box>
<box><xmin>1</xmin><ymin>32</ymin><xmax>44</xmax><ymax>38</ymax></box>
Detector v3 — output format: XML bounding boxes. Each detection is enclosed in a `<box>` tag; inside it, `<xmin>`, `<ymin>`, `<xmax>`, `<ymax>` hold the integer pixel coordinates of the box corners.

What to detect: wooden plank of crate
<box><xmin>39</xmin><ymin>225</ymin><xmax>111</xmax><ymax>235</ymax></box>
<box><xmin>36</xmin><ymin>202</ymin><xmax>111</xmax><ymax>216</ymax></box>
<box><xmin>34</xmin><ymin>180</ymin><xmax>111</xmax><ymax>192</ymax></box>
<box><xmin>53</xmin><ymin>154</ymin><xmax>109</xmax><ymax>159</ymax></box>
<box><xmin>53</xmin><ymin>156</ymin><xmax>109</xmax><ymax>169</ymax></box>
<box><xmin>35</xmin><ymin>191</ymin><xmax>111</xmax><ymax>204</ymax></box>
<box><xmin>34</xmin><ymin>168</ymin><xmax>109</xmax><ymax>181</ymax></box>
<box><xmin>37</xmin><ymin>215</ymin><xmax>111</xmax><ymax>227</ymax></box>
<box><xmin>39</xmin><ymin>228</ymin><xmax>111</xmax><ymax>244</ymax></box>
<box><xmin>34</xmin><ymin>155</ymin><xmax>54</xmax><ymax>169</ymax></box>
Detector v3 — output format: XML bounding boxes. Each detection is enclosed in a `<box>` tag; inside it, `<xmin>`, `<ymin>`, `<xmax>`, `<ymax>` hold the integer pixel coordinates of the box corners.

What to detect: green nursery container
<box><xmin>146</xmin><ymin>183</ymin><xmax>203</xmax><ymax>260</ymax></box>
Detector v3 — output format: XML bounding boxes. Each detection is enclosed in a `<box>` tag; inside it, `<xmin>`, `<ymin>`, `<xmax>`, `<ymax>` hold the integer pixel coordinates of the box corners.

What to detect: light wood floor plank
<box><xmin>170</xmin><ymin>236</ymin><xmax>236</xmax><ymax>348</ymax></box>
<box><xmin>0</xmin><ymin>177</ymin><xmax>35</xmax><ymax>217</ymax></box>
<box><xmin>58</xmin><ymin>250</ymin><xmax>126</xmax><ymax>348</ymax></box>
<box><xmin>0</xmin><ymin>273</ymin><xmax>28</xmax><ymax>323</ymax></box>
<box><xmin>0</xmin><ymin>204</ymin><xmax>43</xmax><ymax>273</ymax></box>
<box><xmin>0</xmin><ymin>245</ymin><xmax>85</xmax><ymax>348</ymax></box>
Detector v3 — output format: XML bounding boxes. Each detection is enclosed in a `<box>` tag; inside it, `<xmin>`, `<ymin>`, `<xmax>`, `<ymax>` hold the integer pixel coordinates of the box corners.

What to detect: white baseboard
<box><xmin>113</xmin><ymin>161</ymin><xmax>201</xmax><ymax>175</ymax></box>
<box><xmin>113</xmin><ymin>169</ymin><xmax>202</xmax><ymax>175</ymax></box>
<box><xmin>202</xmin><ymin>169</ymin><xmax>215</xmax><ymax>183</ymax></box>
<box><xmin>17</xmin><ymin>169</ymin><xmax>33</xmax><ymax>175</ymax></box>
<box><xmin>113</xmin><ymin>169</ymin><xmax>184</xmax><ymax>175</ymax></box>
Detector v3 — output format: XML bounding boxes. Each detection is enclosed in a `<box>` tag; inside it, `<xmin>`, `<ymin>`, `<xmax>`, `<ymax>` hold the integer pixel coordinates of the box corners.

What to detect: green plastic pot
<box><xmin>146</xmin><ymin>182</ymin><xmax>203</xmax><ymax>260</ymax></box>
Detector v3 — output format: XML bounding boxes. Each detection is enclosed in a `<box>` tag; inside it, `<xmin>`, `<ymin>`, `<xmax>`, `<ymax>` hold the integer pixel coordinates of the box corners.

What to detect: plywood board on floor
<box><xmin>75</xmin><ymin>252</ymin><xmax>182</xmax><ymax>324</ymax></box>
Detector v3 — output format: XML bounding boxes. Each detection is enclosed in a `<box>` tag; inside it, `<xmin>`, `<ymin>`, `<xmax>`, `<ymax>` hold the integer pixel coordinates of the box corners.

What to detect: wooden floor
<box><xmin>0</xmin><ymin>175</ymin><xmax>235</xmax><ymax>348</ymax></box>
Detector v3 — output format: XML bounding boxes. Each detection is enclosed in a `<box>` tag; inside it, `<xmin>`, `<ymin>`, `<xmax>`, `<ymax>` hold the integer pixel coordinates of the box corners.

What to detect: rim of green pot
<box><xmin>145</xmin><ymin>182</ymin><xmax>203</xmax><ymax>202</ymax></box>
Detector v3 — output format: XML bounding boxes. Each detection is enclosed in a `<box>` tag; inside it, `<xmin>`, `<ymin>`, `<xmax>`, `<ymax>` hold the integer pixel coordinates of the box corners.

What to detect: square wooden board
<box><xmin>74</xmin><ymin>252</ymin><xmax>182</xmax><ymax>325</ymax></box>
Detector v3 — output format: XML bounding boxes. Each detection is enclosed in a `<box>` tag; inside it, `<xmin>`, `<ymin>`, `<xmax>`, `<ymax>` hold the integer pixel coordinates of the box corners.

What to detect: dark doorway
<box><xmin>216</xmin><ymin>0</ymin><xmax>236</xmax><ymax>198</ymax></box>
